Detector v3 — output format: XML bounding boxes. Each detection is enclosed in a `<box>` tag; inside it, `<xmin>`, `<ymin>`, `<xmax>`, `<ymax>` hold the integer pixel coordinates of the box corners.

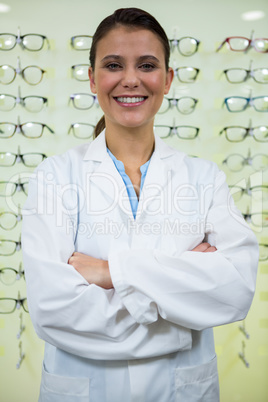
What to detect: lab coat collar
<box><xmin>83</xmin><ymin>129</ymin><xmax>177</xmax><ymax>161</ymax></box>
<box><xmin>83</xmin><ymin>130</ymin><xmax>184</xmax><ymax>222</ymax></box>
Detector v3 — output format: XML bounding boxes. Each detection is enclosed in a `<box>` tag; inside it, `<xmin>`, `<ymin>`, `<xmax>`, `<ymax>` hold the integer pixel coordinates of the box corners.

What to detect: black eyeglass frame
<box><xmin>0</xmin><ymin>93</ymin><xmax>48</xmax><ymax>112</ymax></box>
<box><xmin>0</xmin><ymin>33</ymin><xmax>50</xmax><ymax>51</ymax></box>
<box><xmin>0</xmin><ymin>151</ymin><xmax>47</xmax><ymax>167</ymax></box>
<box><xmin>0</xmin><ymin>238</ymin><xmax>21</xmax><ymax>256</ymax></box>
<box><xmin>70</xmin><ymin>35</ymin><xmax>93</xmax><ymax>51</ymax></box>
<box><xmin>0</xmin><ymin>181</ymin><xmax>28</xmax><ymax>197</ymax></box>
<box><xmin>71</xmin><ymin>64</ymin><xmax>89</xmax><ymax>81</ymax></box>
<box><xmin>242</xmin><ymin>212</ymin><xmax>268</xmax><ymax>227</ymax></box>
<box><xmin>0</xmin><ymin>120</ymin><xmax>54</xmax><ymax>139</ymax></box>
<box><xmin>0</xmin><ymin>297</ymin><xmax>28</xmax><ymax>314</ymax></box>
<box><xmin>229</xmin><ymin>184</ymin><xmax>268</xmax><ymax>200</ymax></box>
<box><xmin>173</xmin><ymin>67</ymin><xmax>200</xmax><ymax>83</ymax></box>
<box><xmin>223</xmin><ymin>153</ymin><xmax>268</xmax><ymax>172</ymax></box>
<box><xmin>169</xmin><ymin>37</ymin><xmax>201</xmax><ymax>56</ymax></box>
<box><xmin>0</xmin><ymin>267</ymin><xmax>25</xmax><ymax>285</ymax></box>
<box><xmin>69</xmin><ymin>93</ymin><xmax>99</xmax><ymax>110</ymax></box>
<box><xmin>219</xmin><ymin>124</ymin><xmax>268</xmax><ymax>142</ymax></box>
<box><xmin>223</xmin><ymin>67</ymin><xmax>268</xmax><ymax>84</ymax></box>
<box><xmin>154</xmin><ymin>124</ymin><xmax>200</xmax><ymax>139</ymax></box>
<box><xmin>259</xmin><ymin>243</ymin><xmax>268</xmax><ymax>261</ymax></box>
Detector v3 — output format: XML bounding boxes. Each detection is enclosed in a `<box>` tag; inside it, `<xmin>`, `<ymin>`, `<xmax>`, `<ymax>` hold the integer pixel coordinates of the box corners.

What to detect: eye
<box><xmin>106</xmin><ymin>63</ymin><xmax>121</xmax><ymax>70</ymax></box>
<box><xmin>140</xmin><ymin>63</ymin><xmax>156</xmax><ymax>71</ymax></box>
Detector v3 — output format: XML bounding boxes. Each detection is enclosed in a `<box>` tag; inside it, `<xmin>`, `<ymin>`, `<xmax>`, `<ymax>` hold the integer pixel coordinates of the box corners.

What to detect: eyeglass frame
<box><xmin>0</xmin><ymin>92</ymin><xmax>48</xmax><ymax>112</ymax></box>
<box><xmin>0</xmin><ymin>237</ymin><xmax>21</xmax><ymax>256</ymax></box>
<box><xmin>216</xmin><ymin>30</ymin><xmax>268</xmax><ymax>53</ymax></box>
<box><xmin>259</xmin><ymin>243</ymin><xmax>268</xmax><ymax>261</ymax></box>
<box><xmin>69</xmin><ymin>93</ymin><xmax>99</xmax><ymax>110</ymax></box>
<box><xmin>159</xmin><ymin>96</ymin><xmax>198</xmax><ymax>115</ymax></box>
<box><xmin>0</xmin><ymin>179</ymin><xmax>28</xmax><ymax>197</ymax></box>
<box><xmin>229</xmin><ymin>181</ymin><xmax>268</xmax><ymax>200</ymax></box>
<box><xmin>0</xmin><ymin>27</ymin><xmax>50</xmax><ymax>51</ymax></box>
<box><xmin>0</xmin><ymin>116</ymin><xmax>54</xmax><ymax>139</ymax></box>
<box><xmin>70</xmin><ymin>35</ymin><xmax>93</xmax><ymax>51</ymax></box>
<box><xmin>219</xmin><ymin>119</ymin><xmax>268</xmax><ymax>142</ymax></box>
<box><xmin>0</xmin><ymin>263</ymin><xmax>25</xmax><ymax>285</ymax></box>
<box><xmin>223</xmin><ymin>95</ymin><xmax>268</xmax><ymax>112</ymax></box>
<box><xmin>0</xmin><ymin>204</ymin><xmax>22</xmax><ymax>230</ymax></box>
<box><xmin>0</xmin><ymin>209</ymin><xmax>23</xmax><ymax>230</ymax></box>
<box><xmin>0</xmin><ymin>293</ymin><xmax>28</xmax><ymax>314</ymax></box>
<box><xmin>71</xmin><ymin>64</ymin><xmax>89</xmax><ymax>81</ymax></box>
<box><xmin>0</xmin><ymin>146</ymin><xmax>47</xmax><ymax>167</ymax></box>
<box><xmin>222</xmin><ymin>60</ymin><xmax>268</xmax><ymax>84</ymax></box>
<box><xmin>223</xmin><ymin>149</ymin><xmax>268</xmax><ymax>172</ymax></box>
<box><xmin>169</xmin><ymin>37</ymin><xmax>201</xmax><ymax>56</ymax></box>
<box><xmin>242</xmin><ymin>211</ymin><xmax>268</xmax><ymax>227</ymax></box>
<box><xmin>68</xmin><ymin>123</ymin><xmax>96</xmax><ymax>139</ymax></box>
<box><xmin>154</xmin><ymin>123</ymin><xmax>200</xmax><ymax>139</ymax></box>
<box><xmin>0</xmin><ymin>56</ymin><xmax>46</xmax><ymax>85</ymax></box>
<box><xmin>173</xmin><ymin>66</ymin><xmax>200</xmax><ymax>83</ymax></box>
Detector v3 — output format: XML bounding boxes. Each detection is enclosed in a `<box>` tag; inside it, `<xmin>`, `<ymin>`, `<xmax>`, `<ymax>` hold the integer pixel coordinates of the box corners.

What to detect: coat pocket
<box><xmin>174</xmin><ymin>356</ymin><xmax>219</xmax><ymax>402</ymax></box>
<box><xmin>39</xmin><ymin>363</ymin><xmax>90</xmax><ymax>402</ymax></box>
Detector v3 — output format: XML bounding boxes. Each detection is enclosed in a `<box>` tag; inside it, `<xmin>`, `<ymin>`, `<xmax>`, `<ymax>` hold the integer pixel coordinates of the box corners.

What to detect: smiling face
<box><xmin>89</xmin><ymin>26</ymin><xmax>173</xmax><ymax>133</ymax></box>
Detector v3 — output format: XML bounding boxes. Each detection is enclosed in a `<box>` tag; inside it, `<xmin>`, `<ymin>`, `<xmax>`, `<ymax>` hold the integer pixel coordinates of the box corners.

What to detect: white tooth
<box><xmin>117</xmin><ymin>97</ymin><xmax>145</xmax><ymax>103</ymax></box>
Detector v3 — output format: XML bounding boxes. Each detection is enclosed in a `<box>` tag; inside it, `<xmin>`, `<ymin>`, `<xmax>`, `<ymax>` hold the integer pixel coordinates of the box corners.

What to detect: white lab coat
<box><xmin>22</xmin><ymin>130</ymin><xmax>258</xmax><ymax>402</ymax></box>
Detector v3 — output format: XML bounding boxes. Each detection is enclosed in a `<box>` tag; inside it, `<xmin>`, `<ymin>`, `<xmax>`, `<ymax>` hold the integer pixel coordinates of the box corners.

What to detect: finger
<box><xmin>191</xmin><ymin>242</ymin><xmax>211</xmax><ymax>252</ymax></box>
<box><xmin>204</xmin><ymin>246</ymin><xmax>217</xmax><ymax>252</ymax></box>
<box><xmin>68</xmin><ymin>256</ymin><xmax>76</xmax><ymax>264</ymax></box>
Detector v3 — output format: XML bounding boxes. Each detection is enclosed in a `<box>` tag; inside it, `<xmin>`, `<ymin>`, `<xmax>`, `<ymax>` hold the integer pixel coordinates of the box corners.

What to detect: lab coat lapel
<box><xmin>135</xmin><ymin>134</ymin><xmax>179</xmax><ymax>221</ymax></box>
<box><xmin>83</xmin><ymin>130</ymin><xmax>182</xmax><ymax>222</ymax></box>
<box><xmin>83</xmin><ymin>131</ymin><xmax>134</xmax><ymax>220</ymax></box>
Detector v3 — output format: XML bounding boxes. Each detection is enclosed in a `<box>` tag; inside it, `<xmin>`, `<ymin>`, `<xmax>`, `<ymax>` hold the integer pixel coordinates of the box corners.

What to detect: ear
<box><xmin>164</xmin><ymin>67</ymin><xmax>174</xmax><ymax>95</ymax></box>
<box><xmin>88</xmin><ymin>67</ymin><xmax>97</xmax><ymax>94</ymax></box>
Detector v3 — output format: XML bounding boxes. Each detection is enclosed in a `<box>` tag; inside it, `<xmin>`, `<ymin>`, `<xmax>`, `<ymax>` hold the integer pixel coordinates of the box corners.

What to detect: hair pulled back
<box><xmin>89</xmin><ymin>8</ymin><xmax>170</xmax><ymax>138</ymax></box>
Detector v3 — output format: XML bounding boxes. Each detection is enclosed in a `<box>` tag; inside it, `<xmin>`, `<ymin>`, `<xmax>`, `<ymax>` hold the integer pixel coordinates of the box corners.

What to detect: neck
<box><xmin>105</xmin><ymin>122</ymin><xmax>155</xmax><ymax>168</ymax></box>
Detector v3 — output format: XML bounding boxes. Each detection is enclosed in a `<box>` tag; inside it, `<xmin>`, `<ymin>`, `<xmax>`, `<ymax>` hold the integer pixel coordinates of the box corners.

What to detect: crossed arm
<box><xmin>68</xmin><ymin>242</ymin><xmax>217</xmax><ymax>290</ymax></box>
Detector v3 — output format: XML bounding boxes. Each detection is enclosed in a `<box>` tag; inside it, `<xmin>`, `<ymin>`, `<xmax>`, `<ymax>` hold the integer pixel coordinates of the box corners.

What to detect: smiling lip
<box><xmin>114</xmin><ymin>96</ymin><xmax>148</xmax><ymax>107</ymax></box>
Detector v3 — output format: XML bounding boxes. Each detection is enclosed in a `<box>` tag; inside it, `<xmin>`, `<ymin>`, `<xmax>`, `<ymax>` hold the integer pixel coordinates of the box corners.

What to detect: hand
<box><xmin>191</xmin><ymin>242</ymin><xmax>217</xmax><ymax>252</ymax></box>
<box><xmin>68</xmin><ymin>252</ymin><xmax>113</xmax><ymax>289</ymax></box>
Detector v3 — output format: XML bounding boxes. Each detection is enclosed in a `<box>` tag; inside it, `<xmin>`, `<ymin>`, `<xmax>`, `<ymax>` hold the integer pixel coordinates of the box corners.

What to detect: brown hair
<box><xmin>89</xmin><ymin>8</ymin><xmax>170</xmax><ymax>138</ymax></box>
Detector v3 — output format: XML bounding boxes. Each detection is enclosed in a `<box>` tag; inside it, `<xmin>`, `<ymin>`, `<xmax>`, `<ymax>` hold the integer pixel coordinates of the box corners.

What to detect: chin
<box><xmin>119</xmin><ymin>116</ymin><xmax>154</xmax><ymax>128</ymax></box>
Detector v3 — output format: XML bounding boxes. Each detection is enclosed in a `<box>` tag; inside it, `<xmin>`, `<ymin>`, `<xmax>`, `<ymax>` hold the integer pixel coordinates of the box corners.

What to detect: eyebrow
<box><xmin>100</xmin><ymin>55</ymin><xmax>161</xmax><ymax>63</ymax></box>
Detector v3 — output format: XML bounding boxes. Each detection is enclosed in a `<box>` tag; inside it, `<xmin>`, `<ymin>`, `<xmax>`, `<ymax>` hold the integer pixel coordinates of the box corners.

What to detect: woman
<box><xmin>22</xmin><ymin>8</ymin><xmax>259</xmax><ymax>402</ymax></box>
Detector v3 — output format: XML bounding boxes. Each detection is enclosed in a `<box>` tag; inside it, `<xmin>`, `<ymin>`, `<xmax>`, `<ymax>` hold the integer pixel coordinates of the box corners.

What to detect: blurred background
<box><xmin>0</xmin><ymin>0</ymin><xmax>267</xmax><ymax>400</ymax></box>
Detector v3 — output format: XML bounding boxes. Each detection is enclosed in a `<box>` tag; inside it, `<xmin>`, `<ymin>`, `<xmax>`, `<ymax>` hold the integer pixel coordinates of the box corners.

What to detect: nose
<box><xmin>121</xmin><ymin>67</ymin><xmax>140</xmax><ymax>88</ymax></box>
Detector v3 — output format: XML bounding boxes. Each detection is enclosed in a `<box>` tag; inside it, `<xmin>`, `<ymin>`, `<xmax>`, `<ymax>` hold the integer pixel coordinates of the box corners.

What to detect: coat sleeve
<box><xmin>22</xmin><ymin>158</ymin><xmax>193</xmax><ymax>360</ymax></box>
<box><xmin>108</xmin><ymin>169</ymin><xmax>259</xmax><ymax>330</ymax></box>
